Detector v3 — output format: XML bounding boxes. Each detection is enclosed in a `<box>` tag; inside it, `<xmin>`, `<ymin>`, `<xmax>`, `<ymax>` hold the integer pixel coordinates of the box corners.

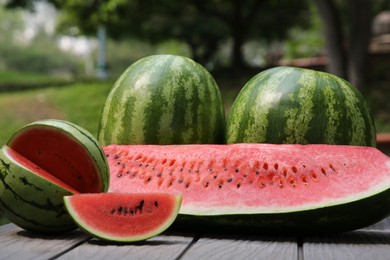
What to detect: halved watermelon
<box><xmin>0</xmin><ymin>119</ymin><xmax>109</xmax><ymax>233</ymax></box>
<box><xmin>104</xmin><ymin>143</ymin><xmax>390</xmax><ymax>233</ymax></box>
<box><xmin>64</xmin><ymin>193</ymin><xmax>182</xmax><ymax>242</ymax></box>
<box><xmin>7</xmin><ymin>119</ymin><xmax>109</xmax><ymax>193</ymax></box>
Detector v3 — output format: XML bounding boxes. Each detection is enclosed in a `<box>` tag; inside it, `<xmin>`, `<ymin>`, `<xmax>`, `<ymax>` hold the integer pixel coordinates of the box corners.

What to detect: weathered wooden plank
<box><xmin>0</xmin><ymin>223</ymin><xmax>16</xmax><ymax>233</ymax></box>
<box><xmin>303</xmin><ymin>231</ymin><xmax>390</xmax><ymax>260</ymax></box>
<box><xmin>361</xmin><ymin>216</ymin><xmax>390</xmax><ymax>231</ymax></box>
<box><xmin>303</xmin><ymin>217</ymin><xmax>390</xmax><ymax>260</ymax></box>
<box><xmin>56</xmin><ymin>231</ymin><xmax>195</xmax><ymax>260</ymax></box>
<box><xmin>0</xmin><ymin>224</ymin><xmax>90</xmax><ymax>260</ymax></box>
<box><xmin>181</xmin><ymin>234</ymin><xmax>298</xmax><ymax>260</ymax></box>
<box><xmin>1</xmin><ymin>216</ymin><xmax>389</xmax><ymax>260</ymax></box>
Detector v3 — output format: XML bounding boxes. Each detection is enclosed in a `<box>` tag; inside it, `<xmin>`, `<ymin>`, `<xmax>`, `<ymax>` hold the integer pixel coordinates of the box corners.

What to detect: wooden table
<box><xmin>1</xmin><ymin>216</ymin><xmax>389</xmax><ymax>260</ymax></box>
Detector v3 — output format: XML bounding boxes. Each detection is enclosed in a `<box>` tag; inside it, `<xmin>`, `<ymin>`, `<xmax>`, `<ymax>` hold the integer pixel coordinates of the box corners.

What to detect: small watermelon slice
<box><xmin>64</xmin><ymin>193</ymin><xmax>182</xmax><ymax>242</ymax></box>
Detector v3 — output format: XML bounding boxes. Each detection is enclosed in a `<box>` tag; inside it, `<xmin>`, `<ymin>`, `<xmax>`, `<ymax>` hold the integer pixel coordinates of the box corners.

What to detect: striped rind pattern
<box><xmin>98</xmin><ymin>54</ymin><xmax>225</xmax><ymax>145</ymax></box>
<box><xmin>0</xmin><ymin>119</ymin><xmax>110</xmax><ymax>233</ymax></box>
<box><xmin>0</xmin><ymin>148</ymin><xmax>76</xmax><ymax>233</ymax></box>
<box><xmin>226</xmin><ymin>66</ymin><xmax>376</xmax><ymax>146</ymax></box>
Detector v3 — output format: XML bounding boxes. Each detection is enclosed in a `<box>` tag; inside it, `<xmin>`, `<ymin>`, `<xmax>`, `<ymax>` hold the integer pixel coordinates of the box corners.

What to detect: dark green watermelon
<box><xmin>98</xmin><ymin>54</ymin><xmax>225</xmax><ymax>145</ymax></box>
<box><xmin>226</xmin><ymin>66</ymin><xmax>376</xmax><ymax>146</ymax></box>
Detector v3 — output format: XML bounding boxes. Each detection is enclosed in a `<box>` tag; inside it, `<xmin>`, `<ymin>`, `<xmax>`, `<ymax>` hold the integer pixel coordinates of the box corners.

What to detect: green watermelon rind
<box><xmin>176</xmin><ymin>185</ymin><xmax>390</xmax><ymax>234</ymax></box>
<box><xmin>0</xmin><ymin>146</ymin><xmax>77</xmax><ymax>233</ymax></box>
<box><xmin>226</xmin><ymin>66</ymin><xmax>376</xmax><ymax>146</ymax></box>
<box><xmin>176</xmin><ymin>156</ymin><xmax>390</xmax><ymax>233</ymax></box>
<box><xmin>7</xmin><ymin>119</ymin><xmax>110</xmax><ymax>192</ymax></box>
<box><xmin>63</xmin><ymin>194</ymin><xmax>183</xmax><ymax>242</ymax></box>
<box><xmin>98</xmin><ymin>54</ymin><xmax>225</xmax><ymax>145</ymax></box>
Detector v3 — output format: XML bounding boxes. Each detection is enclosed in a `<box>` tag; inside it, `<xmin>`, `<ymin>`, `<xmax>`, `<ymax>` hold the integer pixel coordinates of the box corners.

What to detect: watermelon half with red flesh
<box><xmin>104</xmin><ymin>143</ymin><xmax>390</xmax><ymax>233</ymax></box>
<box><xmin>7</xmin><ymin>120</ymin><xmax>109</xmax><ymax>193</ymax></box>
<box><xmin>0</xmin><ymin>120</ymin><xmax>109</xmax><ymax>233</ymax></box>
<box><xmin>64</xmin><ymin>193</ymin><xmax>182</xmax><ymax>242</ymax></box>
<box><xmin>2</xmin><ymin>146</ymin><xmax>79</xmax><ymax>194</ymax></box>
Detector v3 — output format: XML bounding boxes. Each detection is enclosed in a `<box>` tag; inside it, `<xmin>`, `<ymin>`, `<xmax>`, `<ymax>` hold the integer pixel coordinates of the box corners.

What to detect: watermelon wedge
<box><xmin>104</xmin><ymin>143</ymin><xmax>390</xmax><ymax>233</ymax></box>
<box><xmin>64</xmin><ymin>193</ymin><xmax>182</xmax><ymax>242</ymax></box>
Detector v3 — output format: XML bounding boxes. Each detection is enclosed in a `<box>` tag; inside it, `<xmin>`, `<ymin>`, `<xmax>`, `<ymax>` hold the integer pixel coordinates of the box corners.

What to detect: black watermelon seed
<box><xmin>263</xmin><ymin>163</ymin><xmax>268</xmax><ymax>170</ymax></box>
<box><xmin>292</xmin><ymin>166</ymin><xmax>298</xmax><ymax>173</ymax></box>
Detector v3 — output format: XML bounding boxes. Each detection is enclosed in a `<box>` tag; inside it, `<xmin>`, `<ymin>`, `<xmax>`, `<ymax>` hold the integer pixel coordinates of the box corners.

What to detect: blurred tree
<box><xmin>0</xmin><ymin>4</ymin><xmax>81</xmax><ymax>76</ymax></box>
<box><xmin>4</xmin><ymin>0</ymin><xmax>310</xmax><ymax>68</ymax></box>
<box><xmin>284</xmin><ymin>4</ymin><xmax>325</xmax><ymax>60</ymax></box>
<box><xmin>313</xmin><ymin>0</ymin><xmax>389</xmax><ymax>91</ymax></box>
<box><xmin>0</xmin><ymin>4</ymin><xmax>24</xmax><ymax>45</ymax></box>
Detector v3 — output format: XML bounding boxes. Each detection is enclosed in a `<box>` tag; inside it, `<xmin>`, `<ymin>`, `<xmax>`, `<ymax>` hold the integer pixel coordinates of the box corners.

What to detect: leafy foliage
<box><xmin>51</xmin><ymin>0</ymin><xmax>310</xmax><ymax>66</ymax></box>
<box><xmin>0</xmin><ymin>4</ymin><xmax>81</xmax><ymax>76</ymax></box>
<box><xmin>284</xmin><ymin>6</ymin><xmax>325</xmax><ymax>59</ymax></box>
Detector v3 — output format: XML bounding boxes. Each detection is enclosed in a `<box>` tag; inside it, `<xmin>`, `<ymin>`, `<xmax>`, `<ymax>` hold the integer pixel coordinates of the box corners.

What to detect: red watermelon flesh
<box><xmin>104</xmin><ymin>143</ymin><xmax>390</xmax><ymax>215</ymax></box>
<box><xmin>64</xmin><ymin>193</ymin><xmax>182</xmax><ymax>242</ymax></box>
<box><xmin>3</xmin><ymin>146</ymin><xmax>79</xmax><ymax>194</ymax></box>
<box><xmin>8</xmin><ymin>127</ymin><xmax>104</xmax><ymax>193</ymax></box>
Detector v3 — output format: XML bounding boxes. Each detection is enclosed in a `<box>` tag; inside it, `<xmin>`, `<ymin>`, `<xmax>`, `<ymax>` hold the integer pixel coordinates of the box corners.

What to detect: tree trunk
<box><xmin>347</xmin><ymin>0</ymin><xmax>372</xmax><ymax>92</ymax></box>
<box><xmin>230</xmin><ymin>0</ymin><xmax>246</xmax><ymax>68</ymax></box>
<box><xmin>231</xmin><ymin>32</ymin><xmax>245</xmax><ymax>68</ymax></box>
<box><xmin>187</xmin><ymin>40</ymin><xmax>201</xmax><ymax>64</ymax></box>
<box><xmin>313</xmin><ymin>0</ymin><xmax>347</xmax><ymax>79</ymax></box>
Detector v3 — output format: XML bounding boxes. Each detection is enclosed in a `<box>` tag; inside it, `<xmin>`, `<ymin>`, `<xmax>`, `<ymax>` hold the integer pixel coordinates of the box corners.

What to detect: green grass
<box><xmin>0</xmin><ymin>81</ymin><xmax>114</xmax><ymax>146</ymax></box>
<box><xmin>0</xmin><ymin>70</ymin><xmax>54</xmax><ymax>84</ymax></box>
<box><xmin>48</xmin><ymin>81</ymin><xmax>114</xmax><ymax>135</ymax></box>
<box><xmin>0</xmin><ymin>70</ymin><xmax>72</xmax><ymax>89</ymax></box>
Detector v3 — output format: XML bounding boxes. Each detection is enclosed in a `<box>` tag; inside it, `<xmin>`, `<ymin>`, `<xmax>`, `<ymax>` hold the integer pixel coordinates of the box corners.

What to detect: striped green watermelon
<box><xmin>0</xmin><ymin>119</ymin><xmax>109</xmax><ymax>233</ymax></box>
<box><xmin>98</xmin><ymin>54</ymin><xmax>225</xmax><ymax>145</ymax></box>
<box><xmin>226</xmin><ymin>66</ymin><xmax>376</xmax><ymax>146</ymax></box>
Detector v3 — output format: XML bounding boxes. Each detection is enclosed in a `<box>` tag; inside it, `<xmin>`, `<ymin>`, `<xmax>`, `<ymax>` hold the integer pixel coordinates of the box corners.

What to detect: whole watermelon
<box><xmin>98</xmin><ymin>54</ymin><xmax>225</xmax><ymax>145</ymax></box>
<box><xmin>226</xmin><ymin>66</ymin><xmax>376</xmax><ymax>146</ymax></box>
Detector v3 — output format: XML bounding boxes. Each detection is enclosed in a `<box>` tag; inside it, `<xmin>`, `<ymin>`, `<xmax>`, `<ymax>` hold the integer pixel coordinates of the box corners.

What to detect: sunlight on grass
<box><xmin>0</xmin><ymin>82</ymin><xmax>113</xmax><ymax>145</ymax></box>
<box><xmin>46</xmin><ymin>81</ymin><xmax>114</xmax><ymax>136</ymax></box>
<box><xmin>0</xmin><ymin>70</ymin><xmax>72</xmax><ymax>88</ymax></box>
